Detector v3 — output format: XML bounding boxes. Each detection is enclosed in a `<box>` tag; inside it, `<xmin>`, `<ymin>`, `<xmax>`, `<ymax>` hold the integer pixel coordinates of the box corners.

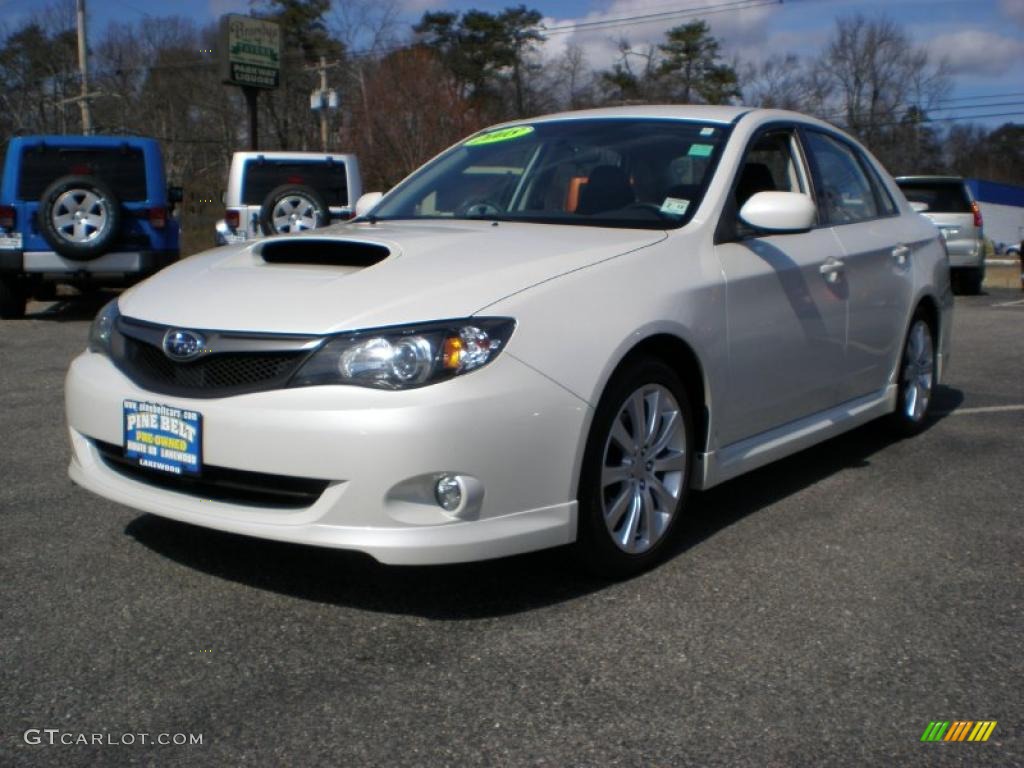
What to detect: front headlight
<box><xmin>291</xmin><ymin>318</ymin><xmax>515</xmax><ymax>390</ymax></box>
<box><xmin>88</xmin><ymin>298</ymin><xmax>120</xmax><ymax>355</ymax></box>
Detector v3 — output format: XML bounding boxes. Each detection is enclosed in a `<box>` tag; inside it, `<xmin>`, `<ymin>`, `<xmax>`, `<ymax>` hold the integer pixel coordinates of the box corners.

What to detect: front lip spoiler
<box><xmin>92</xmin><ymin>438</ymin><xmax>331</xmax><ymax>509</ymax></box>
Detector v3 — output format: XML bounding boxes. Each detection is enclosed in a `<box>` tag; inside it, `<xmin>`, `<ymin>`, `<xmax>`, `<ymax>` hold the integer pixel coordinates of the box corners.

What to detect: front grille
<box><xmin>94</xmin><ymin>440</ymin><xmax>330</xmax><ymax>509</ymax></box>
<box><xmin>121</xmin><ymin>336</ymin><xmax>301</xmax><ymax>395</ymax></box>
<box><xmin>110</xmin><ymin>318</ymin><xmax>316</xmax><ymax>398</ymax></box>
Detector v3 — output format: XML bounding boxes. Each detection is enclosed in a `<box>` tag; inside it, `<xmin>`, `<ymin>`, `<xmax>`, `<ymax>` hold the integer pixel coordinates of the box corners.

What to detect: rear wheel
<box><xmin>888</xmin><ymin>314</ymin><xmax>935</xmax><ymax>436</ymax></box>
<box><xmin>576</xmin><ymin>359</ymin><xmax>693</xmax><ymax>577</ymax></box>
<box><xmin>0</xmin><ymin>276</ymin><xmax>27</xmax><ymax>319</ymax></box>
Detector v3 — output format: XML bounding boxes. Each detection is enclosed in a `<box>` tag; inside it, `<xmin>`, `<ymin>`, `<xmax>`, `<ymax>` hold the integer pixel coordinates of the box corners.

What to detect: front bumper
<box><xmin>65</xmin><ymin>350</ymin><xmax>589</xmax><ymax>565</ymax></box>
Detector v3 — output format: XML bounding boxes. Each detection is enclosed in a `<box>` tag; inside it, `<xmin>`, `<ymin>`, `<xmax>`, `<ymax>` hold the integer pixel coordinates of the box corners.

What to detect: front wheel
<box><xmin>888</xmin><ymin>315</ymin><xmax>936</xmax><ymax>436</ymax></box>
<box><xmin>576</xmin><ymin>359</ymin><xmax>693</xmax><ymax>578</ymax></box>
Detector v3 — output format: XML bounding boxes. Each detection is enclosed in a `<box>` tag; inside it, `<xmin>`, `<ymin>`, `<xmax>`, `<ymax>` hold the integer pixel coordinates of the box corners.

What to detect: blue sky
<box><xmin>12</xmin><ymin>0</ymin><xmax>1024</xmax><ymax>126</ymax></box>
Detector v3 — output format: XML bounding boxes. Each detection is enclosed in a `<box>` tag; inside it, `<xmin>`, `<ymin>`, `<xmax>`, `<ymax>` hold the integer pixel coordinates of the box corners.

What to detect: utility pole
<box><xmin>318</xmin><ymin>55</ymin><xmax>329</xmax><ymax>152</ymax></box>
<box><xmin>308</xmin><ymin>57</ymin><xmax>338</xmax><ymax>152</ymax></box>
<box><xmin>76</xmin><ymin>0</ymin><xmax>92</xmax><ymax>135</ymax></box>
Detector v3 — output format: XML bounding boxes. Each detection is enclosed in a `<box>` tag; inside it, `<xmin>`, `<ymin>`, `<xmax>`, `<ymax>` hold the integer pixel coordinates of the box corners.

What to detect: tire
<box><xmin>576</xmin><ymin>358</ymin><xmax>694</xmax><ymax>578</ymax></box>
<box><xmin>258</xmin><ymin>184</ymin><xmax>328</xmax><ymax>236</ymax></box>
<box><xmin>37</xmin><ymin>175</ymin><xmax>122</xmax><ymax>260</ymax></box>
<box><xmin>958</xmin><ymin>267</ymin><xmax>984</xmax><ymax>296</ymax></box>
<box><xmin>0</xmin><ymin>276</ymin><xmax>26</xmax><ymax>319</ymax></box>
<box><xmin>888</xmin><ymin>313</ymin><xmax>936</xmax><ymax>437</ymax></box>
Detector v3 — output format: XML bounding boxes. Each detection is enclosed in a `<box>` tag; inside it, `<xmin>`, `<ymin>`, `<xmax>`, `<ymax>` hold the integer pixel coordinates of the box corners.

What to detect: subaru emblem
<box><xmin>162</xmin><ymin>329</ymin><xmax>205</xmax><ymax>362</ymax></box>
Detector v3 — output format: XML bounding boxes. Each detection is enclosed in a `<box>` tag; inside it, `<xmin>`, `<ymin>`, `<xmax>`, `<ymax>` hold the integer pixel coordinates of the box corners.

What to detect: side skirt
<box><xmin>691</xmin><ymin>385</ymin><xmax>898</xmax><ymax>491</ymax></box>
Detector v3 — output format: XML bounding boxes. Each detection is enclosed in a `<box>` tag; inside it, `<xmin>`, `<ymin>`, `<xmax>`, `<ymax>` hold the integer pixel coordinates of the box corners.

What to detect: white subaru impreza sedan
<box><xmin>66</xmin><ymin>106</ymin><xmax>952</xmax><ymax>576</ymax></box>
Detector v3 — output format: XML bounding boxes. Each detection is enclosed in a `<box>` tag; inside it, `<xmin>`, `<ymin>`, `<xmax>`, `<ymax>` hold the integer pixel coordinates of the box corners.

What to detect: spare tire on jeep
<box><xmin>37</xmin><ymin>175</ymin><xmax>122</xmax><ymax>260</ymax></box>
<box><xmin>259</xmin><ymin>184</ymin><xmax>328</xmax><ymax>235</ymax></box>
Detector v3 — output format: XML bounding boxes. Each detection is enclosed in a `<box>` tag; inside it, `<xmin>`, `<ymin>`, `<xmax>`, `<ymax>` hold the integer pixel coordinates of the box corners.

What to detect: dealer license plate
<box><xmin>0</xmin><ymin>232</ymin><xmax>22</xmax><ymax>249</ymax></box>
<box><xmin>123</xmin><ymin>400</ymin><xmax>202</xmax><ymax>476</ymax></box>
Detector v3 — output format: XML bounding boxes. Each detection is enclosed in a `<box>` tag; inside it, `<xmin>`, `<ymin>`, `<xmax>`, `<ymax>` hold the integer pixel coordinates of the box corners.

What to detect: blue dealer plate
<box><xmin>123</xmin><ymin>400</ymin><xmax>202</xmax><ymax>476</ymax></box>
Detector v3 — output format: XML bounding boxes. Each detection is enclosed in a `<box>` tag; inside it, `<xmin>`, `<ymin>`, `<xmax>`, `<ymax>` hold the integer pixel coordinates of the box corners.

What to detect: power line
<box><xmin>543</xmin><ymin>0</ymin><xmax>782</xmax><ymax>36</ymax></box>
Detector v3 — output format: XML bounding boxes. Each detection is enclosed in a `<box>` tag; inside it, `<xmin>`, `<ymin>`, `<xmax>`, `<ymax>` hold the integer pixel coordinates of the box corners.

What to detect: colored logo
<box><xmin>162</xmin><ymin>329</ymin><xmax>206</xmax><ymax>362</ymax></box>
<box><xmin>921</xmin><ymin>721</ymin><xmax>997</xmax><ymax>742</ymax></box>
<box><xmin>465</xmin><ymin>126</ymin><xmax>534</xmax><ymax>147</ymax></box>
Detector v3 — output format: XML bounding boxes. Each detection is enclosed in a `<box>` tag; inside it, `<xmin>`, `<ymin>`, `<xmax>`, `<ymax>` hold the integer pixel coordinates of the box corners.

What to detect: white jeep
<box><xmin>214</xmin><ymin>151</ymin><xmax>362</xmax><ymax>245</ymax></box>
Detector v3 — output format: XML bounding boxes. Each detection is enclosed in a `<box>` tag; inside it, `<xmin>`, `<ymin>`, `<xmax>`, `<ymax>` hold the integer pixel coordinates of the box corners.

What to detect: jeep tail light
<box><xmin>0</xmin><ymin>205</ymin><xmax>15</xmax><ymax>229</ymax></box>
<box><xmin>971</xmin><ymin>201</ymin><xmax>983</xmax><ymax>229</ymax></box>
<box><xmin>149</xmin><ymin>206</ymin><xmax>167</xmax><ymax>229</ymax></box>
<box><xmin>225</xmin><ymin>209</ymin><xmax>240</xmax><ymax>229</ymax></box>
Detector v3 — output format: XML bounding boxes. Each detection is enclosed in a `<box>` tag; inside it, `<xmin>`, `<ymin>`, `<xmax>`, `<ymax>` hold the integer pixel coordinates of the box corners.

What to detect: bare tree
<box><xmin>817</xmin><ymin>15</ymin><xmax>949</xmax><ymax>165</ymax></box>
<box><xmin>341</xmin><ymin>47</ymin><xmax>486</xmax><ymax>189</ymax></box>
<box><xmin>742</xmin><ymin>54</ymin><xmax>812</xmax><ymax>111</ymax></box>
<box><xmin>552</xmin><ymin>42</ymin><xmax>595</xmax><ymax>109</ymax></box>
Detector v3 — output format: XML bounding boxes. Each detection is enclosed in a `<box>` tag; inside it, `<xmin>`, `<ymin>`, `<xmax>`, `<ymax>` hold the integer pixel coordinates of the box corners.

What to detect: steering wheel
<box><xmin>621</xmin><ymin>202</ymin><xmax>677</xmax><ymax>219</ymax></box>
<box><xmin>457</xmin><ymin>198</ymin><xmax>504</xmax><ymax>217</ymax></box>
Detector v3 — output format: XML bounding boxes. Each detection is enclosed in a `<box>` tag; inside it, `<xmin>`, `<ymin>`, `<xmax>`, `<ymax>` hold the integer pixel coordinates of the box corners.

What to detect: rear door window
<box><xmin>241</xmin><ymin>161</ymin><xmax>349</xmax><ymax>206</ymax></box>
<box><xmin>18</xmin><ymin>147</ymin><xmax>147</xmax><ymax>201</ymax></box>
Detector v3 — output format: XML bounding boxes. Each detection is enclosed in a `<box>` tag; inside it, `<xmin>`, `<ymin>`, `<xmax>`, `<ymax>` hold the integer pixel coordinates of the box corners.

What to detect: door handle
<box><xmin>819</xmin><ymin>258</ymin><xmax>844</xmax><ymax>282</ymax></box>
<box><xmin>892</xmin><ymin>244</ymin><xmax>910</xmax><ymax>266</ymax></box>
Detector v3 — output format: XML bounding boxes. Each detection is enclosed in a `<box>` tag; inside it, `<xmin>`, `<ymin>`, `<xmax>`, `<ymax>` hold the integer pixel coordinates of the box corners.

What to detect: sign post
<box><xmin>219</xmin><ymin>14</ymin><xmax>281</xmax><ymax>151</ymax></box>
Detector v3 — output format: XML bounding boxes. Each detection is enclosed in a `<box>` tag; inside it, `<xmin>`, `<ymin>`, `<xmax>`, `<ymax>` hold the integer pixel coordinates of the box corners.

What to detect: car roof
<box><xmin>8</xmin><ymin>134</ymin><xmax>161</xmax><ymax>149</ymax></box>
<box><xmin>485</xmin><ymin>104</ymin><xmax>839</xmax><ymax>131</ymax></box>
<box><xmin>232</xmin><ymin>151</ymin><xmax>356</xmax><ymax>161</ymax></box>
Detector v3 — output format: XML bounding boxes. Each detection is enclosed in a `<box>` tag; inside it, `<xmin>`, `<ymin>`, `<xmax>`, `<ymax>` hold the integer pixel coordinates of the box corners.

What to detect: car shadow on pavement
<box><xmin>125</xmin><ymin>385</ymin><xmax>964</xmax><ymax>620</ymax></box>
<box><xmin>24</xmin><ymin>291</ymin><xmax>117</xmax><ymax>322</ymax></box>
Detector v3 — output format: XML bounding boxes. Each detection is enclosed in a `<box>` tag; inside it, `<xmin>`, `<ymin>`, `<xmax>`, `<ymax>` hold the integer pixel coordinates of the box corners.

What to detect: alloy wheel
<box><xmin>902</xmin><ymin>319</ymin><xmax>934</xmax><ymax>422</ymax></box>
<box><xmin>52</xmin><ymin>189</ymin><xmax>109</xmax><ymax>243</ymax></box>
<box><xmin>271</xmin><ymin>195</ymin><xmax>320</xmax><ymax>233</ymax></box>
<box><xmin>600</xmin><ymin>383</ymin><xmax>687</xmax><ymax>554</ymax></box>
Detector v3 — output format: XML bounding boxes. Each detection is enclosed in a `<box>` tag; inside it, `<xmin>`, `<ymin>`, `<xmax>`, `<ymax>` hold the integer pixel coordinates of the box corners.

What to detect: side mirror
<box><xmin>909</xmin><ymin>200</ymin><xmax>930</xmax><ymax>213</ymax></box>
<box><xmin>739</xmin><ymin>191</ymin><xmax>816</xmax><ymax>233</ymax></box>
<box><xmin>167</xmin><ymin>186</ymin><xmax>184</xmax><ymax>204</ymax></box>
<box><xmin>355</xmin><ymin>192</ymin><xmax>384</xmax><ymax>218</ymax></box>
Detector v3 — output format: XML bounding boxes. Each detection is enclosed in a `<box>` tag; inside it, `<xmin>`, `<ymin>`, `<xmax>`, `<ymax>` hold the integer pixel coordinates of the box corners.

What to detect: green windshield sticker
<box><xmin>465</xmin><ymin>126</ymin><xmax>535</xmax><ymax>147</ymax></box>
<box><xmin>688</xmin><ymin>143</ymin><xmax>713</xmax><ymax>157</ymax></box>
<box><xmin>660</xmin><ymin>197</ymin><xmax>690</xmax><ymax>216</ymax></box>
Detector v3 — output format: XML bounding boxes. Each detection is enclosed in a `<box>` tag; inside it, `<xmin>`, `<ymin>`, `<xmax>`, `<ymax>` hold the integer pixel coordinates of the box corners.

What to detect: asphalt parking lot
<box><xmin>1</xmin><ymin>288</ymin><xmax>1021</xmax><ymax>767</ymax></box>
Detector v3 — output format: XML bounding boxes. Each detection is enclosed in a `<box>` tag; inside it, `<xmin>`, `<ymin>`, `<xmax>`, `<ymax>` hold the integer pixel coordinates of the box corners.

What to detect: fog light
<box><xmin>434</xmin><ymin>474</ymin><xmax>463</xmax><ymax>512</ymax></box>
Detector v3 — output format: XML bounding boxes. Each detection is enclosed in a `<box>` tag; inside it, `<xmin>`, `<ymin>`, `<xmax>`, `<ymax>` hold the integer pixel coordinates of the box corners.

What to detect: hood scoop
<box><xmin>258</xmin><ymin>238</ymin><xmax>391</xmax><ymax>268</ymax></box>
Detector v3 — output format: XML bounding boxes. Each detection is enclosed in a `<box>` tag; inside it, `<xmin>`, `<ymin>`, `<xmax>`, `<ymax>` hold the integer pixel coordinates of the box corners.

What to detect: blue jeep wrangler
<box><xmin>0</xmin><ymin>135</ymin><xmax>181</xmax><ymax>318</ymax></box>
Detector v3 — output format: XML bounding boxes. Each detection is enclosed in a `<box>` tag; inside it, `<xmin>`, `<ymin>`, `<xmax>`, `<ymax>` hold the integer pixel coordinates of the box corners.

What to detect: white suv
<box><xmin>214</xmin><ymin>151</ymin><xmax>362</xmax><ymax>245</ymax></box>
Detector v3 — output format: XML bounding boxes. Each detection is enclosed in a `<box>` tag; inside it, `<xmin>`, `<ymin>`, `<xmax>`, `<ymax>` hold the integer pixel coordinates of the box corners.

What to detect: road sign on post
<box><xmin>220</xmin><ymin>14</ymin><xmax>280</xmax><ymax>151</ymax></box>
<box><xmin>220</xmin><ymin>14</ymin><xmax>281</xmax><ymax>89</ymax></box>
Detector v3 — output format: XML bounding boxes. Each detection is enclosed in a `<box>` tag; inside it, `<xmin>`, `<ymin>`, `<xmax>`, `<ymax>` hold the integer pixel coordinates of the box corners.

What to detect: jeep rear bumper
<box><xmin>0</xmin><ymin>250</ymin><xmax>178</xmax><ymax>276</ymax></box>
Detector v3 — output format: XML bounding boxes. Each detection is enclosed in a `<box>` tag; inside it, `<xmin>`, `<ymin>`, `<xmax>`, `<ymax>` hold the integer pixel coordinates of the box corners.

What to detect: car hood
<box><xmin>118</xmin><ymin>220</ymin><xmax>666</xmax><ymax>334</ymax></box>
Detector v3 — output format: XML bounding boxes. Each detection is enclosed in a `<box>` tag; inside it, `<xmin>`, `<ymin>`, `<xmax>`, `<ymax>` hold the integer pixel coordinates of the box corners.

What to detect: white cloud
<box><xmin>999</xmin><ymin>0</ymin><xmax>1024</xmax><ymax>26</ymax></box>
<box><xmin>926</xmin><ymin>29</ymin><xmax>1024</xmax><ymax>76</ymax></box>
<box><xmin>539</xmin><ymin>0</ymin><xmax>783</xmax><ymax>71</ymax></box>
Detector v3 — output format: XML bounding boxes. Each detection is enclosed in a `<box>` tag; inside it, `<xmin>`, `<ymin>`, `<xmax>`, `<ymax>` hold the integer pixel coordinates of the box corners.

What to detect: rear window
<box><xmin>241</xmin><ymin>161</ymin><xmax>349</xmax><ymax>206</ymax></box>
<box><xmin>896</xmin><ymin>180</ymin><xmax>970</xmax><ymax>213</ymax></box>
<box><xmin>18</xmin><ymin>146</ymin><xmax>148</xmax><ymax>201</ymax></box>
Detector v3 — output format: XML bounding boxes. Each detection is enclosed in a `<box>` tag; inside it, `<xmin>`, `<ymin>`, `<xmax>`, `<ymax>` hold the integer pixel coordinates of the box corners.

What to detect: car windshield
<box><xmin>896</xmin><ymin>180</ymin><xmax>971</xmax><ymax>213</ymax></box>
<box><xmin>371</xmin><ymin>118</ymin><xmax>730</xmax><ymax>229</ymax></box>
